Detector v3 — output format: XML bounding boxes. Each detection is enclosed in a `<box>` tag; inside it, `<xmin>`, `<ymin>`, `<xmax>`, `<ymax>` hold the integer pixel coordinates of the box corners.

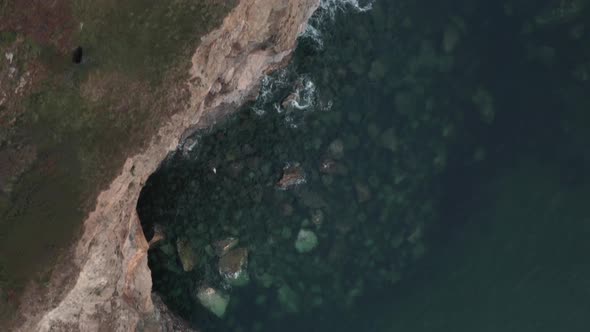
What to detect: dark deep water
<box><xmin>137</xmin><ymin>0</ymin><xmax>590</xmax><ymax>331</ymax></box>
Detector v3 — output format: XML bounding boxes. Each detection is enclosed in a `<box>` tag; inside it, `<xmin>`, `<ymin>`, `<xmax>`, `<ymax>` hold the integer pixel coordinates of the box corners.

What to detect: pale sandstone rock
<box><xmin>196</xmin><ymin>287</ymin><xmax>230</xmax><ymax>318</ymax></box>
<box><xmin>177</xmin><ymin>238</ymin><xmax>198</xmax><ymax>272</ymax></box>
<box><xmin>277</xmin><ymin>163</ymin><xmax>306</xmax><ymax>190</ymax></box>
<box><xmin>218</xmin><ymin>247</ymin><xmax>249</xmax><ymax>286</ymax></box>
<box><xmin>213</xmin><ymin>237</ymin><xmax>239</xmax><ymax>257</ymax></box>
<box><xmin>17</xmin><ymin>0</ymin><xmax>320</xmax><ymax>331</ymax></box>
<box><xmin>295</xmin><ymin>229</ymin><xmax>319</xmax><ymax>253</ymax></box>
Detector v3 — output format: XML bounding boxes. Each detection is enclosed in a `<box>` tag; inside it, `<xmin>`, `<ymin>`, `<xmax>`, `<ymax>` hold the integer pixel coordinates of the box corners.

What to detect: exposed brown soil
<box><xmin>0</xmin><ymin>0</ymin><xmax>76</xmax><ymax>53</ymax></box>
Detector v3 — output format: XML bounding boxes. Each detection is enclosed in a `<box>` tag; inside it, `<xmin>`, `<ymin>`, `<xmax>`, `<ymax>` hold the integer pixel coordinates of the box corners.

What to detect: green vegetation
<box><xmin>72</xmin><ymin>0</ymin><xmax>235</xmax><ymax>81</ymax></box>
<box><xmin>0</xmin><ymin>0</ymin><xmax>235</xmax><ymax>321</ymax></box>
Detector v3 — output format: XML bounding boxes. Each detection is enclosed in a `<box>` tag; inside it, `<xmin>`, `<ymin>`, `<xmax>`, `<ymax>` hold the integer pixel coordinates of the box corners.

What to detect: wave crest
<box><xmin>302</xmin><ymin>0</ymin><xmax>374</xmax><ymax>50</ymax></box>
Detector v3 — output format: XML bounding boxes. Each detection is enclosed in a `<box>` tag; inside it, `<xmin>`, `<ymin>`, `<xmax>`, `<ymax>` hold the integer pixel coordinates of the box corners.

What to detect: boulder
<box><xmin>380</xmin><ymin>128</ymin><xmax>398</xmax><ymax>152</ymax></box>
<box><xmin>196</xmin><ymin>287</ymin><xmax>230</xmax><ymax>318</ymax></box>
<box><xmin>176</xmin><ymin>238</ymin><xmax>198</xmax><ymax>272</ymax></box>
<box><xmin>355</xmin><ymin>182</ymin><xmax>371</xmax><ymax>203</ymax></box>
<box><xmin>277</xmin><ymin>284</ymin><xmax>300</xmax><ymax>313</ymax></box>
<box><xmin>295</xmin><ymin>229</ymin><xmax>318</xmax><ymax>253</ymax></box>
<box><xmin>298</xmin><ymin>190</ymin><xmax>327</xmax><ymax>209</ymax></box>
<box><xmin>277</xmin><ymin>163</ymin><xmax>306</xmax><ymax>190</ymax></box>
<box><xmin>213</xmin><ymin>237</ymin><xmax>239</xmax><ymax>257</ymax></box>
<box><xmin>218</xmin><ymin>247</ymin><xmax>249</xmax><ymax>286</ymax></box>
<box><xmin>319</xmin><ymin>158</ymin><xmax>348</xmax><ymax>175</ymax></box>
<box><xmin>311</xmin><ymin>209</ymin><xmax>324</xmax><ymax>227</ymax></box>
<box><xmin>327</xmin><ymin>139</ymin><xmax>344</xmax><ymax>159</ymax></box>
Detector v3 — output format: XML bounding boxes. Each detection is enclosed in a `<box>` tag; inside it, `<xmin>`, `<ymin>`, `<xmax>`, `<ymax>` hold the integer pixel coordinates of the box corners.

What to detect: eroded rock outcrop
<box><xmin>16</xmin><ymin>0</ymin><xmax>320</xmax><ymax>330</ymax></box>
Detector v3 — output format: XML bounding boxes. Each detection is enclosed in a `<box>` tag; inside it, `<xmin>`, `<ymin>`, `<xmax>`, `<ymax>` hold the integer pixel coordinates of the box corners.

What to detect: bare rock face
<box><xmin>214</xmin><ymin>237</ymin><xmax>239</xmax><ymax>257</ymax></box>
<box><xmin>277</xmin><ymin>163</ymin><xmax>306</xmax><ymax>190</ymax></box>
<box><xmin>177</xmin><ymin>238</ymin><xmax>198</xmax><ymax>272</ymax></box>
<box><xmin>218</xmin><ymin>247</ymin><xmax>249</xmax><ymax>286</ymax></box>
<box><xmin>16</xmin><ymin>0</ymin><xmax>320</xmax><ymax>330</ymax></box>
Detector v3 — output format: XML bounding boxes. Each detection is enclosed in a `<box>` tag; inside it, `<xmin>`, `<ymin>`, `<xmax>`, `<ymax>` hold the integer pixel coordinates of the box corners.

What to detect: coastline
<box><xmin>13</xmin><ymin>0</ymin><xmax>320</xmax><ymax>330</ymax></box>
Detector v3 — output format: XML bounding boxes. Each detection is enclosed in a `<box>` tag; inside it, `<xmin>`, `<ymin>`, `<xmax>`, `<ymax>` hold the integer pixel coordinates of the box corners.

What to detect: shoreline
<box><xmin>13</xmin><ymin>0</ymin><xmax>320</xmax><ymax>330</ymax></box>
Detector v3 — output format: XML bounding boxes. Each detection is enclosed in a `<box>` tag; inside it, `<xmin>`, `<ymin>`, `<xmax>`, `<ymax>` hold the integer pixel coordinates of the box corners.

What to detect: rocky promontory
<box><xmin>13</xmin><ymin>0</ymin><xmax>319</xmax><ymax>330</ymax></box>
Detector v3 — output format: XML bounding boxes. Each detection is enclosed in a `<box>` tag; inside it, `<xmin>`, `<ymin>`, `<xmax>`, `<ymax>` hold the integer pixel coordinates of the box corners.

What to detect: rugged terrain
<box><xmin>2</xmin><ymin>0</ymin><xmax>319</xmax><ymax>330</ymax></box>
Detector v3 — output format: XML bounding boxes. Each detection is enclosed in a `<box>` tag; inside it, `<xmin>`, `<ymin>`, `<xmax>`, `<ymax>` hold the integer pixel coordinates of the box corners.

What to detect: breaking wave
<box><xmin>253</xmin><ymin>0</ymin><xmax>371</xmax><ymax>126</ymax></box>
<box><xmin>319</xmin><ymin>0</ymin><xmax>374</xmax><ymax>18</ymax></box>
<box><xmin>252</xmin><ymin>68</ymin><xmax>294</xmax><ymax>116</ymax></box>
<box><xmin>302</xmin><ymin>0</ymin><xmax>374</xmax><ymax>49</ymax></box>
<box><xmin>252</xmin><ymin>69</ymin><xmax>332</xmax><ymax>128</ymax></box>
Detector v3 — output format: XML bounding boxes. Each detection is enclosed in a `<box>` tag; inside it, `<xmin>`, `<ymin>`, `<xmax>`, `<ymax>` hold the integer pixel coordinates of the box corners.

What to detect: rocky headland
<box><xmin>12</xmin><ymin>0</ymin><xmax>319</xmax><ymax>330</ymax></box>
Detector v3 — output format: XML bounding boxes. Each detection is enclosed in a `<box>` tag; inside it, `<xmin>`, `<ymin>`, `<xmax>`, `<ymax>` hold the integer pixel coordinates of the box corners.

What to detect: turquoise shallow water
<box><xmin>138</xmin><ymin>0</ymin><xmax>590</xmax><ymax>330</ymax></box>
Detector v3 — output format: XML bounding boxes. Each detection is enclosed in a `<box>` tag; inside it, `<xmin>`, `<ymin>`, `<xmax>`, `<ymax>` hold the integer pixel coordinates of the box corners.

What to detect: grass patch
<box><xmin>0</xmin><ymin>0</ymin><xmax>236</xmax><ymax>323</ymax></box>
<box><xmin>72</xmin><ymin>0</ymin><xmax>235</xmax><ymax>82</ymax></box>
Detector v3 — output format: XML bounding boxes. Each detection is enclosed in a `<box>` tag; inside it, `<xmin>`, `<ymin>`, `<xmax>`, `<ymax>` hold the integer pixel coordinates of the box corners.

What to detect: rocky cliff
<box><xmin>15</xmin><ymin>0</ymin><xmax>320</xmax><ymax>330</ymax></box>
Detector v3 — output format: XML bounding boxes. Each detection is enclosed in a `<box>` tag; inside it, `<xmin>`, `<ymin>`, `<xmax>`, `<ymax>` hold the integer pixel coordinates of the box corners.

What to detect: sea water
<box><xmin>138</xmin><ymin>0</ymin><xmax>590</xmax><ymax>331</ymax></box>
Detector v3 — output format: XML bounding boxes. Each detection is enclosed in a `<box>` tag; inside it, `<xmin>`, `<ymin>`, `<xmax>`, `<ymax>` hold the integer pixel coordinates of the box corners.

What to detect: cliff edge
<box><xmin>15</xmin><ymin>0</ymin><xmax>319</xmax><ymax>330</ymax></box>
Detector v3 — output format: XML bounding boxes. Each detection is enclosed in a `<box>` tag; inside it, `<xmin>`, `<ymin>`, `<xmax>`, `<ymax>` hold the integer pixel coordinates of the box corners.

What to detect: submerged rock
<box><xmin>281</xmin><ymin>92</ymin><xmax>300</xmax><ymax>111</ymax></box>
<box><xmin>218</xmin><ymin>247</ymin><xmax>249</xmax><ymax>286</ymax></box>
<box><xmin>214</xmin><ymin>237</ymin><xmax>239</xmax><ymax>257</ymax></box>
<box><xmin>311</xmin><ymin>209</ymin><xmax>324</xmax><ymax>227</ymax></box>
<box><xmin>472</xmin><ymin>88</ymin><xmax>495</xmax><ymax>124</ymax></box>
<box><xmin>298</xmin><ymin>190</ymin><xmax>327</xmax><ymax>209</ymax></box>
<box><xmin>295</xmin><ymin>229</ymin><xmax>318</xmax><ymax>253</ymax></box>
<box><xmin>196</xmin><ymin>287</ymin><xmax>230</xmax><ymax>318</ymax></box>
<box><xmin>277</xmin><ymin>163</ymin><xmax>306</xmax><ymax>190</ymax></box>
<box><xmin>148</xmin><ymin>224</ymin><xmax>166</xmax><ymax>248</ymax></box>
<box><xmin>176</xmin><ymin>237</ymin><xmax>198</xmax><ymax>272</ymax></box>
<box><xmin>355</xmin><ymin>182</ymin><xmax>371</xmax><ymax>203</ymax></box>
<box><xmin>535</xmin><ymin>0</ymin><xmax>586</xmax><ymax>26</ymax></box>
<box><xmin>367</xmin><ymin>123</ymin><xmax>380</xmax><ymax>140</ymax></box>
<box><xmin>277</xmin><ymin>284</ymin><xmax>300</xmax><ymax>313</ymax></box>
<box><xmin>281</xmin><ymin>226</ymin><xmax>293</xmax><ymax>239</ymax></box>
<box><xmin>442</xmin><ymin>25</ymin><xmax>460</xmax><ymax>53</ymax></box>
<box><xmin>319</xmin><ymin>158</ymin><xmax>348</xmax><ymax>175</ymax></box>
<box><xmin>227</xmin><ymin>161</ymin><xmax>245</xmax><ymax>178</ymax></box>
<box><xmin>368</xmin><ymin>59</ymin><xmax>388</xmax><ymax>81</ymax></box>
<box><xmin>380</xmin><ymin>127</ymin><xmax>398</xmax><ymax>152</ymax></box>
<box><xmin>327</xmin><ymin>139</ymin><xmax>345</xmax><ymax>159</ymax></box>
<box><xmin>257</xmin><ymin>272</ymin><xmax>274</xmax><ymax>288</ymax></box>
<box><xmin>281</xmin><ymin>203</ymin><xmax>295</xmax><ymax>216</ymax></box>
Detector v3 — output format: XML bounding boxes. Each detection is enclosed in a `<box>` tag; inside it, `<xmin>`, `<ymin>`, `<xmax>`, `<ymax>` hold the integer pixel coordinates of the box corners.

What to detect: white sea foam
<box><xmin>271</xmin><ymin>75</ymin><xmax>319</xmax><ymax>128</ymax></box>
<box><xmin>254</xmin><ymin>0</ymin><xmax>370</xmax><ymax>124</ymax></box>
<box><xmin>301</xmin><ymin>24</ymin><xmax>324</xmax><ymax>50</ymax></box>
<box><xmin>252</xmin><ymin>68</ymin><xmax>292</xmax><ymax>116</ymax></box>
<box><xmin>281</xmin><ymin>76</ymin><xmax>317</xmax><ymax>111</ymax></box>
<box><xmin>302</xmin><ymin>0</ymin><xmax>373</xmax><ymax>50</ymax></box>
<box><xmin>319</xmin><ymin>0</ymin><xmax>374</xmax><ymax>17</ymax></box>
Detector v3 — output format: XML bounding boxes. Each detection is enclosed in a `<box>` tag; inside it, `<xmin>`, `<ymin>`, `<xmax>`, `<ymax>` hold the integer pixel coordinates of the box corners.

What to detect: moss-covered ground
<box><xmin>0</xmin><ymin>0</ymin><xmax>236</xmax><ymax>320</ymax></box>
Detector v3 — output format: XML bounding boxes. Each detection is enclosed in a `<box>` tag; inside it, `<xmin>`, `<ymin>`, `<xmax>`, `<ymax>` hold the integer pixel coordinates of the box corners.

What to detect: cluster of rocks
<box><xmin>135</xmin><ymin>1</ymin><xmax>590</xmax><ymax>331</ymax></box>
<box><xmin>136</xmin><ymin>0</ymin><xmax>512</xmax><ymax>328</ymax></box>
<box><xmin>143</xmin><ymin>116</ymin><xmax>437</xmax><ymax>327</ymax></box>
